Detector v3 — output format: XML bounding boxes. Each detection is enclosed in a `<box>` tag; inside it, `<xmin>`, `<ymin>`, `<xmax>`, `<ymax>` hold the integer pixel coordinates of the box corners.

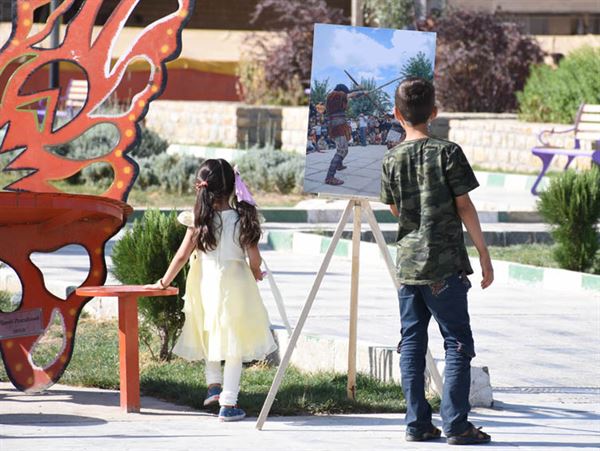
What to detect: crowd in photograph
<box><xmin>307</xmin><ymin>103</ymin><xmax>405</xmax><ymax>154</ymax></box>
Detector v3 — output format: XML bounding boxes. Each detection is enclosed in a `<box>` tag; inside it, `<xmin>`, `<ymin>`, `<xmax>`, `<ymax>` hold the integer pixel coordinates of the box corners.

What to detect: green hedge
<box><xmin>518</xmin><ymin>47</ymin><xmax>600</xmax><ymax>124</ymax></box>
<box><xmin>537</xmin><ymin>167</ymin><xmax>600</xmax><ymax>274</ymax></box>
<box><xmin>235</xmin><ymin>147</ymin><xmax>305</xmax><ymax>194</ymax></box>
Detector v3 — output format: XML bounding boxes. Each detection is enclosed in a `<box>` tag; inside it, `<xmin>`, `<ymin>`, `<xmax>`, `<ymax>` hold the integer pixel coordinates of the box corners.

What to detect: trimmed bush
<box><xmin>111</xmin><ymin>210</ymin><xmax>188</xmax><ymax>361</ymax></box>
<box><xmin>537</xmin><ymin>168</ymin><xmax>600</xmax><ymax>274</ymax></box>
<box><xmin>235</xmin><ymin>148</ymin><xmax>304</xmax><ymax>194</ymax></box>
<box><xmin>417</xmin><ymin>10</ymin><xmax>544</xmax><ymax>113</ymax></box>
<box><xmin>518</xmin><ymin>47</ymin><xmax>600</xmax><ymax>124</ymax></box>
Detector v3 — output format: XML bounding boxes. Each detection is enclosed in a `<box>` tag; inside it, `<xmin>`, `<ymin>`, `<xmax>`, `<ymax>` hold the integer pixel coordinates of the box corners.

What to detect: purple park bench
<box><xmin>531</xmin><ymin>103</ymin><xmax>600</xmax><ymax>195</ymax></box>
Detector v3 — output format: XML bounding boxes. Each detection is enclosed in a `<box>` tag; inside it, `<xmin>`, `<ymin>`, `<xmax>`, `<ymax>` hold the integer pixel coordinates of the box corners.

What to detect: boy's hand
<box><xmin>479</xmin><ymin>254</ymin><xmax>494</xmax><ymax>289</ymax></box>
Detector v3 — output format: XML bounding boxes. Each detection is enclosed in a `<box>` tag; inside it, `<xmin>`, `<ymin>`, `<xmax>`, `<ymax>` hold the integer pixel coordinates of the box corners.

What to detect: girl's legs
<box><xmin>205</xmin><ymin>360</ymin><xmax>223</xmax><ymax>387</ymax></box>
<box><xmin>220</xmin><ymin>357</ymin><xmax>243</xmax><ymax>406</ymax></box>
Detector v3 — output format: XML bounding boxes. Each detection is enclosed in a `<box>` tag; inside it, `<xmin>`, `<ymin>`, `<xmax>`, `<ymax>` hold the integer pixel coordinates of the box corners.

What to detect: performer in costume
<box><xmin>324</xmin><ymin>84</ymin><xmax>365</xmax><ymax>186</ymax></box>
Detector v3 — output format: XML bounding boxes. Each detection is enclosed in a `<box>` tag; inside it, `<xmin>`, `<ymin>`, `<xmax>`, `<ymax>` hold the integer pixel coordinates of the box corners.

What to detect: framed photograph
<box><xmin>303</xmin><ymin>24</ymin><xmax>436</xmax><ymax>199</ymax></box>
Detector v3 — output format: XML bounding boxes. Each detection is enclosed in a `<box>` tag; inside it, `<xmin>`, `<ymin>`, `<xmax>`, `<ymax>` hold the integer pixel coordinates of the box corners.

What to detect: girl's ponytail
<box><xmin>235</xmin><ymin>199</ymin><xmax>261</xmax><ymax>248</ymax></box>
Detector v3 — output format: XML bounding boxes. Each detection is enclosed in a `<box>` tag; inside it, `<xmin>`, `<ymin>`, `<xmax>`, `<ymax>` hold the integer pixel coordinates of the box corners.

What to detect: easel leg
<box><xmin>263</xmin><ymin>258</ymin><xmax>292</xmax><ymax>335</ymax></box>
<box><xmin>347</xmin><ymin>200</ymin><xmax>361</xmax><ymax>400</ymax></box>
<box><xmin>361</xmin><ymin>200</ymin><xmax>444</xmax><ymax>396</ymax></box>
<box><xmin>255</xmin><ymin>200</ymin><xmax>354</xmax><ymax>430</ymax></box>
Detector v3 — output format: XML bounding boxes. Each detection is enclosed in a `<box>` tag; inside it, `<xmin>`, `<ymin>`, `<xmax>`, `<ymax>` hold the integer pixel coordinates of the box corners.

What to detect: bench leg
<box><xmin>118</xmin><ymin>295</ymin><xmax>140</xmax><ymax>413</ymax></box>
<box><xmin>531</xmin><ymin>152</ymin><xmax>554</xmax><ymax>196</ymax></box>
<box><xmin>564</xmin><ymin>155</ymin><xmax>575</xmax><ymax>170</ymax></box>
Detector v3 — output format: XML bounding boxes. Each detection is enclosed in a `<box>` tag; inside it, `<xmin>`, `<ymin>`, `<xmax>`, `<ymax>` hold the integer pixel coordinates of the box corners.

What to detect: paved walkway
<box><xmin>1</xmin><ymin>383</ymin><xmax>598</xmax><ymax>450</ymax></box>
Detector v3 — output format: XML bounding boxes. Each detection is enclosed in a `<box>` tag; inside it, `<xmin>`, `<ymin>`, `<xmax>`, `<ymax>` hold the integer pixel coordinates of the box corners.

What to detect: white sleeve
<box><xmin>177</xmin><ymin>211</ymin><xmax>194</xmax><ymax>228</ymax></box>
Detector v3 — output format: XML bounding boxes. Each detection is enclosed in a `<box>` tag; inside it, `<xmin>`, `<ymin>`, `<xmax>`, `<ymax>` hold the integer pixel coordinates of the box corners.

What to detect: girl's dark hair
<box><xmin>193</xmin><ymin>158</ymin><xmax>261</xmax><ymax>252</ymax></box>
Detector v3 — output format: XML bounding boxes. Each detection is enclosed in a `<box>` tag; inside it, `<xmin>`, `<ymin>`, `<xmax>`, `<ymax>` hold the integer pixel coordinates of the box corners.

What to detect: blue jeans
<box><xmin>359</xmin><ymin>127</ymin><xmax>366</xmax><ymax>146</ymax></box>
<box><xmin>397</xmin><ymin>273</ymin><xmax>475</xmax><ymax>436</ymax></box>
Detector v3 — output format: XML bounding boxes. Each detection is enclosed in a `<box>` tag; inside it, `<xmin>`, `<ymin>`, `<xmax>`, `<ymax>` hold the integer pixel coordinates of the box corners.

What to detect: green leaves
<box><xmin>518</xmin><ymin>47</ymin><xmax>600</xmax><ymax>124</ymax></box>
<box><xmin>111</xmin><ymin>209</ymin><xmax>188</xmax><ymax>360</ymax></box>
<box><xmin>538</xmin><ymin>167</ymin><xmax>600</xmax><ymax>273</ymax></box>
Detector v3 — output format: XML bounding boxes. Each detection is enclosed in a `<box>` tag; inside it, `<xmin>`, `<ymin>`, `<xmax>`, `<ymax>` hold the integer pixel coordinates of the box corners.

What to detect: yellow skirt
<box><xmin>173</xmin><ymin>251</ymin><xmax>277</xmax><ymax>362</ymax></box>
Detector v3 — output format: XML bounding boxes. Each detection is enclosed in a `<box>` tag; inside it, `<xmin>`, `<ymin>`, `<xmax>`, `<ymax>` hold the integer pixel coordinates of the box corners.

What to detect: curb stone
<box><xmin>265</xmin><ymin>230</ymin><xmax>600</xmax><ymax>295</ymax></box>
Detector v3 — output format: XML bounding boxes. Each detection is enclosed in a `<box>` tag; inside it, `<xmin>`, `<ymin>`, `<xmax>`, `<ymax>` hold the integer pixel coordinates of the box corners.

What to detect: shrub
<box><xmin>238</xmin><ymin>0</ymin><xmax>347</xmax><ymax>106</ymax></box>
<box><xmin>363</xmin><ymin>0</ymin><xmax>415</xmax><ymax>29</ymax></box>
<box><xmin>137</xmin><ymin>153</ymin><xmax>201</xmax><ymax>194</ymax></box>
<box><xmin>0</xmin><ymin>290</ymin><xmax>13</xmax><ymax>312</ymax></box>
<box><xmin>235</xmin><ymin>148</ymin><xmax>304</xmax><ymax>194</ymax></box>
<box><xmin>417</xmin><ymin>10</ymin><xmax>544</xmax><ymax>112</ymax></box>
<box><xmin>517</xmin><ymin>47</ymin><xmax>600</xmax><ymax>124</ymax></box>
<box><xmin>111</xmin><ymin>210</ymin><xmax>188</xmax><ymax>361</ymax></box>
<box><xmin>538</xmin><ymin>168</ymin><xmax>600</xmax><ymax>274</ymax></box>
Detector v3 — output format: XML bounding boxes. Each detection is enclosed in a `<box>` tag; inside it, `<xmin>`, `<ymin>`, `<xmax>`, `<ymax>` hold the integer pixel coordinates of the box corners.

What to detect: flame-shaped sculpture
<box><xmin>0</xmin><ymin>0</ymin><xmax>193</xmax><ymax>392</ymax></box>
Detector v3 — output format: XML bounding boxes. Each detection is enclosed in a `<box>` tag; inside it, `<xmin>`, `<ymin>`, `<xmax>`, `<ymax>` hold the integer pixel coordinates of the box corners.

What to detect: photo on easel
<box><xmin>304</xmin><ymin>24</ymin><xmax>436</xmax><ymax>198</ymax></box>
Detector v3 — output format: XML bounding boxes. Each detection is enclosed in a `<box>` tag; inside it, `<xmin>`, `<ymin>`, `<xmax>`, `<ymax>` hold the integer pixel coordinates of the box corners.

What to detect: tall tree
<box><xmin>400</xmin><ymin>51</ymin><xmax>434</xmax><ymax>81</ymax></box>
<box><xmin>310</xmin><ymin>78</ymin><xmax>330</xmax><ymax>105</ymax></box>
<box><xmin>347</xmin><ymin>78</ymin><xmax>393</xmax><ymax>117</ymax></box>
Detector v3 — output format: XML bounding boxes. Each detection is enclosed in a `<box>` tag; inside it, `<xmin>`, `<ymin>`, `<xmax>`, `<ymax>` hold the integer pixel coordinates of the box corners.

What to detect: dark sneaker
<box><xmin>447</xmin><ymin>424</ymin><xmax>491</xmax><ymax>445</ymax></box>
<box><xmin>337</xmin><ymin>164</ymin><xmax>347</xmax><ymax>170</ymax></box>
<box><xmin>325</xmin><ymin>177</ymin><xmax>344</xmax><ymax>186</ymax></box>
<box><xmin>406</xmin><ymin>426</ymin><xmax>442</xmax><ymax>442</ymax></box>
<box><xmin>203</xmin><ymin>385</ymin><xmax>222</xmax><ymax>406</ymax></box>
<box><xmin>218</xmin><ymin>406</ymin><xmax>246</xmax><ymax>422</ymax></box>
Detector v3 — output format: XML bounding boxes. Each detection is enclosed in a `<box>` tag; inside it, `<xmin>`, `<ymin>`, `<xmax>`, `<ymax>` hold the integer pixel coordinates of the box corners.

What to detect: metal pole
<box><xmin>351</xmin><ymin>0</ymin><xmax>364</xmax><ymax>27</ymax></box>
<box><xmin>49</xmin><ymin>0</ymin><xmax>60</xmax><ymax>89</ymax></box>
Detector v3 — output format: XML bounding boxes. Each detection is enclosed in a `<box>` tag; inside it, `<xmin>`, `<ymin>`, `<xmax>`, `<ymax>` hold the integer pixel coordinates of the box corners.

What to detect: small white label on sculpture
<box><xmin>0</xmin><ymin>308</ymin><xmax>43</xmax><ymax>339</ymax></box>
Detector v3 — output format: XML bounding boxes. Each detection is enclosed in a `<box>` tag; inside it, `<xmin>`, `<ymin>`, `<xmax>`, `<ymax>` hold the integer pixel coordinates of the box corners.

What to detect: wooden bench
<box><xmin>76</xmin><ymin>285</ymin><xmax>178</xmax><ymax>413</ymax></box>
<box><xmin>531</xmin><ymin>104</ymin><xmax>600</xmax><ymax>195</ymax></box>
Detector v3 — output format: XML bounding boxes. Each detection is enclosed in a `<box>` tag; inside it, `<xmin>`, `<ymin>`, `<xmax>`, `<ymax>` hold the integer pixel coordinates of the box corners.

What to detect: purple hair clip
<box><xmin>234</xmin><ymin>166</ymin><xmax>256</xmax><ymax>206</ymax></box>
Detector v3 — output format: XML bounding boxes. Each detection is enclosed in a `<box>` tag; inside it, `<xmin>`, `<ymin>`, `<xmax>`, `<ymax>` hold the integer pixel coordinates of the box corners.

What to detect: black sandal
<box><xmin>447</xmin><ymin>424</ymin><xmax>491</xmax><ymax>445</ymax></box>
<box><xmin>405</xmin><ymin>425</ymin><xmax>442</xmax><ymax>442</ymax></box>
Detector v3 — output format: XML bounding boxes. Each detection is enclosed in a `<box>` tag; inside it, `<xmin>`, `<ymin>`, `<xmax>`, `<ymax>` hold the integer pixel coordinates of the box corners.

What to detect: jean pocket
<box><xmin>458</xmin><ymin>271</ymin><xmax>472</xmax><ymax>291</ymax></box>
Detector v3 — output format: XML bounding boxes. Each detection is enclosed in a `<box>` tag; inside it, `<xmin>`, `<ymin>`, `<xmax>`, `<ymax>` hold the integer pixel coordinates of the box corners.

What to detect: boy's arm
<box><xmin>455</xmin><ymin>193</ymin><xmax>494</xmax><ymax>289</ymax></box>
<box><xmin>380</xmin><ymin>156</ymin><xmax>399</xmax><ymax>217</ymax></box>
<box><xmin>146</xmin><ymin>227</ymin><xmax>196</xmax><ymax>289</ymax></box>
<box><xmin>247</xmin><ymin>244</ymin><xmax>264</xmax><ymax>281</ymax></box>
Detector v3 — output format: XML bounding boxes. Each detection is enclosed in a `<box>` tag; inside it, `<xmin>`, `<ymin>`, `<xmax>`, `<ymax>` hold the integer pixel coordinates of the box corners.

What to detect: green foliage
<box><xmin>111</xmin><ymin>210</ymin><xmax>189</xmax><ymax>361</ymax></box>
<box><xmin>400</xmin><ymin>51</ymin><xmax>434</xmax><ymax>81</ymax></box>
<box><xmin>137</xmin><ymin>153</ymin><xmax>202</xmax><ymax>194</ymax></box>
<box><xmin>538</xmin><ymin>168</ymin><xmax>600</xmax><ymax>273</ymax></box>
<box><xmin>518</xmin><ymin>47</ymin><xmax>600</xmax><ymax>124</ymax></box>
<box><xmin>0</xmin><ymin>290</ymin><xmax>13</xmax><ymax>312</ymax></box>
<box><xmin>364</xmin><ymin>0</ymin><xmax>415</xmax><ymax>29</ymax></box>
<box><xmin>467</xmin><ymin>244</ymin><xmax>559</xmax><ymax>269</ymax></box>
<box><xmin>348</xmin><ymin>78</ymin><xmax>393</xmax><ymax>117</ymax></box>
<box><xmin>235</xmin><ymin>148</ymin><xmax>304</xmax><ymax>194</ymax></box>
<box><xmin>310</xmin><ymin>78</ymin><xmax>330</xmax><ymax>105</ymax></box>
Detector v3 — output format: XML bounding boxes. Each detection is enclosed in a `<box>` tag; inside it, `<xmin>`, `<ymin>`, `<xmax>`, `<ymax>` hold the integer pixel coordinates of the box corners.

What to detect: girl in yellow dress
<box><xmin>147</xmin><ymin>158</ymin><xmax>277</xmax><ymax>422</ymax></box>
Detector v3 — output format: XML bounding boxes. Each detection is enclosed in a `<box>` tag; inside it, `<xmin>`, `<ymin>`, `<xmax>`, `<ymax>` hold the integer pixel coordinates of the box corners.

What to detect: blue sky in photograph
<box><xmin>311</xmin><ymin>24</ymin><xmax>436</xmax><ymax>103</ymax></box>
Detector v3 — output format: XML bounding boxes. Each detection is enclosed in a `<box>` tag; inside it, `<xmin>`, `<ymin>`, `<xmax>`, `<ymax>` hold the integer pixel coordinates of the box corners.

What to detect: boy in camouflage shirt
<box><xmin>380</xmin><ymin>78</ymin><xmax>493</xmax><ymax>445</ymax></box>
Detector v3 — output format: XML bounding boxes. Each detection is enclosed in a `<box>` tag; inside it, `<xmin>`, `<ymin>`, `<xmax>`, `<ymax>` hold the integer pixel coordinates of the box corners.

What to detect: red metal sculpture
<box><xmin>0</xmin><ymin>0</ymin><xmax>193</xmax><ymax>392</ymax></box>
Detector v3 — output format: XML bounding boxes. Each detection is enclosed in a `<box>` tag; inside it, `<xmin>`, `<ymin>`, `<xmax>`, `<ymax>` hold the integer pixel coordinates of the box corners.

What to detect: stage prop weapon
<box><xmin>344</xmin><ymin>69</ymin><xmax>389</xmax><ymax>116</ymax></box>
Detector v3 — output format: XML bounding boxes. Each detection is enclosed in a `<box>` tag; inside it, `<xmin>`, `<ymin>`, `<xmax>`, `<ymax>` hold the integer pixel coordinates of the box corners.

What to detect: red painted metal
<box><xmin>0</xmin><ymin>0</ymin><xmax>194</xmax><ymax>393</ymax></box>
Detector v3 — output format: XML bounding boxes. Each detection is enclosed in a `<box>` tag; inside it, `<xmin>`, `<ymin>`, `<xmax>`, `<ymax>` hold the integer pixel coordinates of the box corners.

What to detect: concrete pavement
<box><xmin>1</xmin><ymin>383</ymin><xmax>598</xmax><ymax>450</ymax></box>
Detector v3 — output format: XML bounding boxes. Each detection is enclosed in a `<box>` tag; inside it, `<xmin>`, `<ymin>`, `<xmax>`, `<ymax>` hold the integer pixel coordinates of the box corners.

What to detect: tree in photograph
<box><xmin>310</xmin><ymin>78</ymin><xmax>330</xmax><ymax>105</ymax></box>
<box><xmin>400</xmin><ymin>51</ymin><xmax>434</xmax><ymax>81</ymax></box>
<box><xmin>348</xmin><ymin>78</ymin><xmax>393</xmax><ymax>117</ymax></box>
<box><xmin>417</xmin><ymin>10</ymin><xmax>544</xmax><ymax>112</ymax></box>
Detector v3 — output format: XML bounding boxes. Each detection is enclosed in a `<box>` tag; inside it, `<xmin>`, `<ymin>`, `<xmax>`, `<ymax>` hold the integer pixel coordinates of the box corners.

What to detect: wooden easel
<box><xmin>256</xmin><ymin>198</ymin><xmax>444</xmax><ymax>429</ymax></box>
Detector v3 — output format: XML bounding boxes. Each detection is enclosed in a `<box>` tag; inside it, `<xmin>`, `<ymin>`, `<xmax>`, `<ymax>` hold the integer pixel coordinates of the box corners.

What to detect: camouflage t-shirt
<box><xmin>380</xmin><ymin>137</ymin><xmax>479</xmax><ymax>285</ymax></box>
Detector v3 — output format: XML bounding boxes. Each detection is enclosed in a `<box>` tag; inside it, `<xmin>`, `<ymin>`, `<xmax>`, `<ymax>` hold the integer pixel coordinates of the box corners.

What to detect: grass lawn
<box><xmin>0</xmin><ymin>319</ymin><xmax>429</xmax><ymax>416</ymax></box>
<box><xmin>468</xmin><ymin>244</ymin><xmax>558</xmax><ymax>268</ymax></box>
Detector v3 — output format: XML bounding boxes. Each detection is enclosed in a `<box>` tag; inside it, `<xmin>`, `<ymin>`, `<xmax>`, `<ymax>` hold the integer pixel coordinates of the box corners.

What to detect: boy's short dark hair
<box><xmin>395</xmin><ymin>77</ymin><xmax>435</xmax><ymax>126</ymax></box>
